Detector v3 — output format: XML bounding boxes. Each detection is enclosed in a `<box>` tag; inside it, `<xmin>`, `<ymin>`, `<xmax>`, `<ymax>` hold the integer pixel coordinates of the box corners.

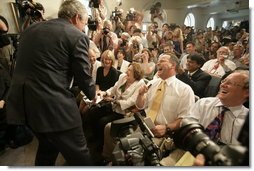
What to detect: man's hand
<box><xmin>193</xmin><ymin>154</ymin><xmax>205</xmax><ymax>166</ymax></box>
<box><xmin>0</xmin><ymin>100</ymin><xmax>5</xmax><ymax>109</ymax></box>
<box><xmin>151</xmin><ymin>124</ymin><xmax>167</xmax><ymax>138</ymax></box>
<box><xmin>138</xmin><ymin>85</ymin><xmax>149</xmax><ymax>96</ymax></box>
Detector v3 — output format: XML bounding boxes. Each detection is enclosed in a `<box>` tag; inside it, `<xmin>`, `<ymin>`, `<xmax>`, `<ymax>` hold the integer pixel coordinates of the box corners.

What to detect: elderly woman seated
<box><xmin>83</xmin><ymin>62</ymin><xmax>145</xmax><ymax>165</ymax></box>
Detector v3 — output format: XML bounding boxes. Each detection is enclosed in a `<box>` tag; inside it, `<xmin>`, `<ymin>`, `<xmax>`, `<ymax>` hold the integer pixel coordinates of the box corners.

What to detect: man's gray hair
<box><xmin>159</xmin><ymin>54</ymin><xmax>180</xmax><ymax>70</ymax></box>
<box><xmin>234</xmin><ymin>69</ymin><xmax>249</xmax><ymax>89</ymax></box>
<box><xmin>58</xmin><ymin>0</ymin><xmax>87</xmax><ymax>20</ymax></box>
<box><xmin>218</xmin><ymin>46</ymin><xmax>230</xmax><ymax>55</ymax></box>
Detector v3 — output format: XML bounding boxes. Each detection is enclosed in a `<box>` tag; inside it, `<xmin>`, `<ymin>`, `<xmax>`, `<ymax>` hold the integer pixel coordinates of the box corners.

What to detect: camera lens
<box><xmin>103</xmin><ymin>28</ymin><xmax>109</xmax><ymax>34</ymax></box>
<box><xmin>172</xmin><ymin>123</ymin><xmax>231</xmax><ymax>166</ymax></box>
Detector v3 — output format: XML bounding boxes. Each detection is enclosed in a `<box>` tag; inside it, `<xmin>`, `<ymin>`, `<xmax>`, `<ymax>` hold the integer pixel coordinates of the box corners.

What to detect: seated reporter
<box><xmin>96</xmin><ymin>50</ymin><xmax>119</xmax><ymax>92</ymax></box>
<box><xmin>171</xmin><ymin>70</ymin><xmax>249</xmax><ymax>166</ymax></box>
<box><xmin>177</xmin><ymin>53</ymin><xmax>211</xmax><ymax>98</ymax></box>
<box><xmin>102</xmin><ymin>54</ymin><xmax>194</xmax><ymax>165</ymax></box>
<box><xmin>192</xmin><ymin>113</ymin><xmax>249</xmax><ymax>166</ymax></box>
<box><xmin>84</xmin><ymin>62</ymin><xmax>145</xmax><ymax>165</ymax></box>
<box><xmin>135</xmin><ymin>54</ymin><xmax>195</xmax><ymax>166</ymax></box>
<box><xmin>182</xmin><ymin>69</ymin><xmax>249</xmax><ymax>146</ymax></box>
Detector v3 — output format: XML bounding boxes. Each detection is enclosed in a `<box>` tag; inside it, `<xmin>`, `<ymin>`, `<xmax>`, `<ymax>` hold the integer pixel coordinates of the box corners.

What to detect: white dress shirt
<box><xmin>106</xmin><ymin>73</ymin><xmax>146</xmax><ymax>115</ymax></box>
<box><xmin>114</xmin><ymin>60</ymin><xmax>130</xmax><ymax>73</ymax></box>
<box><xmin>138</xmin><ymin>76</ymin><xmax>195</xmax><ymax>125</ymax></box>
<box><xmin>186</xmin><ymin>97</ymin><xmax>248</xmax><ymax>145</ymax></box>
<box><xmin>201</xmin><ymin>59</ymin><xmax>236</xmax><ymax>77</ymax></box>
<box><xmin>92</xmin><ymin>60</ymin><xmax>101</xmax><ymax>82</ymax></box>
<box><xmin>179</xmin><ymin>53</ymin><xmax>189</xmax><ymax>70</ymax></box>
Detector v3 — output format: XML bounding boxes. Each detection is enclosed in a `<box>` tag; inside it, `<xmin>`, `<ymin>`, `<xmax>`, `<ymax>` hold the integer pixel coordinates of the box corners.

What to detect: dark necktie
<box><xmin>204</xmin><ymin>106</ymin><xmax>229</xmax><ymax>142</ymax></box>
<box><xmin>90</xmin><ymin>64</ymin><xmax>93</xmax><ymax>75</ymax></box>
<box><xmin>102</xmin><ymin>35</ymin><xmax>107</xmax><ymax>52</ymax></box>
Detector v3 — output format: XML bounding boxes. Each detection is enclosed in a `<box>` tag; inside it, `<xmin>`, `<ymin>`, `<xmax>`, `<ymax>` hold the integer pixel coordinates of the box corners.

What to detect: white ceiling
<box><xmin>163</xmin><ymin>0</ymin><xmax>249</xmax><ymax>16</ymax></box>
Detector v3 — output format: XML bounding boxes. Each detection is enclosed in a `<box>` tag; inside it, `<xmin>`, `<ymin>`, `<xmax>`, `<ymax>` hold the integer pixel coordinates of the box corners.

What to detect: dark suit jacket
<box><xmin>6</xmin><ymin>18</ymin><xmax>96</xmax><ymax>132</ymax></box>
<box><xmin>177</xmin><ymin>69</ymin><xmax>211</xmax><ymax>98</ymax></box>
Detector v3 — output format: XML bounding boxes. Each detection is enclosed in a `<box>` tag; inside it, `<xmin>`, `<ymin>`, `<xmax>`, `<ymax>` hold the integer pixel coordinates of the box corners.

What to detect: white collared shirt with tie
<box><xmin>137</xmin><ymin>76</ymin><xmax>195</xmax><ymax>125</ymax></box>
<box><xmin>186</xmin><ymin>97</ymin><xmax>248</xmax><ymax>145</ymax></box>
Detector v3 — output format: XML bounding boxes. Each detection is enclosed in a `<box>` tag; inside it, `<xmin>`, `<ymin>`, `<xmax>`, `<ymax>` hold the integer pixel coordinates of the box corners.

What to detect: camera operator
<box><xmin>124</xmin><ymin>8</ymin><xmax>144</xmax><ymax>34</ymax></box>
<box><xmin>0</xmin><ymin>61</ymin><xmax>11</xmax><ymax>152</ymax></box>
<box><xmin>136</xmin><ymin>54</ymin><xmax>195</xmax><ymax>166</ymax></box>
<box><xmin>19</xmin><ymin>0</ymin><xmax>46</xmax><ymax>31</ymax></box>
<box><xmin>90</xmin><ymin>0</ymin><xmax>107</xmax><ymax>22</ymax></box>
<box><xmin>125</xmin><ymin>36</ymin><xmax>143</xmax><ymax>62</ymax></box>
<box><xmin>0</xmin><ymin>17</ymin><xmax>12</xmax><ymax>149</ymax></box>
<box><xmin>147</xmin><ymin>22</ymin><xmax>161</xmax><ymax>50</ymax></box>
<box><xmin>93</xmin><ymin>20</ymin><xmax>118</xmax><ymax>55</ymax></box>
<box><xmin>118</xmin><ymin>32</ymin><xmax>130</xmax><ymax>51</ymax></box>
<box><xmin>150</xmin><ymin>2</ymin><xmax>163</xmax><ymax>22</ymax></box>
<box><xmin>182</xmin><ymin>69</ymin><xmax>249</xmax><ymax>146</ymax></box>
<box><xmin>0</xmin><ymin>15</ymin><xmax>13</xmax><ymax>72</ymax></box>
<box><xmin>150</xmin><ymin>2</ymin><xmax>166</xmax><ymax>29</ymax></box>
<box><xmin>110</xmin><ymin>7</ymin><xmax>125</xmax><ymax>37</ymax></box>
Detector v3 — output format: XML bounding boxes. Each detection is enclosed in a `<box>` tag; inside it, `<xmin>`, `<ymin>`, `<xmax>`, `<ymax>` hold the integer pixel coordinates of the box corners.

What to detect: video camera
<box><xmin>126</xmin><ymin>10</ymin><xmax>136</xmax><ymax>21</ymax></box>
<box><xmin>150</xmin><ymin>2</ymin><xmax>161</xmax><ymax>15</ymax></box>
<box><xmin>132</xmin><ymin>42</ymin><xmax>139</xmax><ymax>50</ymax></box>
<box><xmin>102</xmin><ymin>27</ymin><xmax>110</xmax><ymax>35</ymax></box>
<box><xmin>171</xmin><ymin>118</ymin><xmax>248</xmax><ymax>166</ymax></box>
<box><xmin>111</xmin><ymin>112</ymin><xmax>161</xmax><ymax>166</ymax></box>
<box><xmin>89</xmin><ymin>0</ymin><xmax>99</xmax><ymax>8</ymax></box>
<box><xmin>150</xmin><ymin>5</ymin><xmax>157</xmax><ymax>15</ymax></box>
<box><xmin>111</xmin><ymin>8</ymin><xmax>122</xmax><ymax>21</ymax></box>
<box><xmin>16</xmin><ymin>0</ymin><xmax>44</xmax><ymax>19</ymax></box>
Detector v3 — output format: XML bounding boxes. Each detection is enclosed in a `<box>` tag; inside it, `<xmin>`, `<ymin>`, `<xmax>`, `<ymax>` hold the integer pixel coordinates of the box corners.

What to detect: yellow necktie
<box><xmin>148</xmin><ymin>80</ymin><xmax>166</xmax><ymax>122</ymax></box>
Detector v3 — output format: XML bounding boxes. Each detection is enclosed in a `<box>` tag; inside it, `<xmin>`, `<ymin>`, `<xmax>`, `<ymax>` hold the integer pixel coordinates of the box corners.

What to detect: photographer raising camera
<box><xmin>93</xmin><ymin>20</ymin><xmax>118</xmax><ymax>55</ymax></box>
<box><xmin>110</xmin><ymin>7</ymin><xmax>125</xmax><ymax>37</ymax></box>
<box><xmin>150</xmin><ymin>2</ymin><xmax>166</xmax><ymax>29</ymax></box>
<box><xmin>19</xmin><ymin>0</ymin><xmax>46</xmax><ymax>31</ymax></box>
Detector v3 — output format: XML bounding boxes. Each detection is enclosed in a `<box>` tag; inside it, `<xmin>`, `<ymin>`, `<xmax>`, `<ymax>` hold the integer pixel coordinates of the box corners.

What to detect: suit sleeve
<box><xmin>177</xmin><ymin>72</ymin><xmax>211</xmax><ymax>97</ymax></box>
<box><xmin>71</xmin><ymin>35</ymin><xmax>96</xmax><ymax>100</ymax></box>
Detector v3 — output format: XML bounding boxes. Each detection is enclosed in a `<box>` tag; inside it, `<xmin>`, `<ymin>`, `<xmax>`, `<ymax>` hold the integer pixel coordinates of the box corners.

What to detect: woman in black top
<box><xmin>96</xmin><ymin>50</ymin><xmax>119</xmax><ymax>91</ymax></box>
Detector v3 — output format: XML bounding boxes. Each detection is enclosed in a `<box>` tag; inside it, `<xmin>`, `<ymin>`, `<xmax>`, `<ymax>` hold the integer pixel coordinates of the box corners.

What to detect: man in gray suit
<box><xmin>6</xmin><ymin>0</ymin><xmax>96</xmax><ymax>166</ymax></box>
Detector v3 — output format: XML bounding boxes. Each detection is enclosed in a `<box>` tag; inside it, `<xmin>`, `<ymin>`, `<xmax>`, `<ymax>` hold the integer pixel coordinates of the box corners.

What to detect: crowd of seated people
<box><xmin>0</xmin><ymin>1</ymin><xmax>250</xmax><ymax>166</ymax></box>
<box><xmin>81</xmin><ymin>5</ymin><xmax>249</xmax><ymax>165</ymax></box>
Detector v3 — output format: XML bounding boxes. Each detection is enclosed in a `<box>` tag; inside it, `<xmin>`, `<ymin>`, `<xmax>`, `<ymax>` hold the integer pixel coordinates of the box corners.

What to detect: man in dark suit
<box><xmin>0</xmin><ymin>63</ymin><xmax>11</xmax><ymax>151</ymax></box>
<box><xmin>6</xmin><ymin>0</ymin><xmax>96</xmax><ymax>166</ymax></box>
<box><xmin>177</xmin><ymin>53</ymin><xmax>211</xmax><ymax>98</ymax></box>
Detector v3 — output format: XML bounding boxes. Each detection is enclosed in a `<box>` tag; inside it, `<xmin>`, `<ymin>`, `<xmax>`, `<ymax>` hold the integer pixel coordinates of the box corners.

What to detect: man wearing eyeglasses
<box><xmin>182</xmin><ymin>69</ymin><xmax>249</xmax><ymax>146</ymax></box>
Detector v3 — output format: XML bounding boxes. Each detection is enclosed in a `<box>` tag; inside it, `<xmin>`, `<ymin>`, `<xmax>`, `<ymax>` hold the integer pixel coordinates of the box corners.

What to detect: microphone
<box><xmin>147</xmin><ymin>82</ymin><xmax>153</xmax><ymax>89</ymax></box>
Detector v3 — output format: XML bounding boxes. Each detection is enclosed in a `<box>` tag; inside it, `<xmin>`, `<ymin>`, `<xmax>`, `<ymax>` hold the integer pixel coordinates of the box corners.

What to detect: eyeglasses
<box><xmin>221</xmin><ymin>79</ymin><xmax>245</xmax><ymax>88</ymax></box>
